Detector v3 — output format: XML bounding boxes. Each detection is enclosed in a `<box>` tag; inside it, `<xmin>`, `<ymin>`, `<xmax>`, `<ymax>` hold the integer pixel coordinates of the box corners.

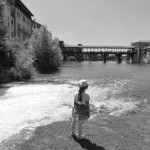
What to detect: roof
<box><xmin>32</xmin><ymin>19</ymin><xmax>41</xmax><ymax>26</ymax></box>
<box><xmin>64</xmin><ymin>45</ymin><xmax>134</xmax><ymax>49</ymax></box>
<box><xmin>134</xmin><ymin>40</ymin><xmax>150</xmax><ymax>43</ymax></box>
<box><xmin>16</xmin><ymin>0</ymin><xmax>33</xmax><ymax>17</ymax></box>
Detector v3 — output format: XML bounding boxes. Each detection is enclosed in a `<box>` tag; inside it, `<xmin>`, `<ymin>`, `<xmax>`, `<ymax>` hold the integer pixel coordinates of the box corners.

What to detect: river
<box><xmin>0</xmin><ymin>61</ymin><xmax>150</xmax><ymax>143</ymax></box>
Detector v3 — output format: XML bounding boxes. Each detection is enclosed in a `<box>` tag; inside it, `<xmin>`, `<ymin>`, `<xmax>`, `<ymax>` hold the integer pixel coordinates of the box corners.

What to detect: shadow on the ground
<box><xmin>73</xmin><ymin>136</ymin><xmax>105</xmax><ymax>150</ymax></box>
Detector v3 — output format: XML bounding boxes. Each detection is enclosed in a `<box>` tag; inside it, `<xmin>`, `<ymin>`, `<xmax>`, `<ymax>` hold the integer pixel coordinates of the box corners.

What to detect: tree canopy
<box><xmin>31</xmin><ymin>26</ymin><xmax>63</xmax><ymax>72</ymax></box>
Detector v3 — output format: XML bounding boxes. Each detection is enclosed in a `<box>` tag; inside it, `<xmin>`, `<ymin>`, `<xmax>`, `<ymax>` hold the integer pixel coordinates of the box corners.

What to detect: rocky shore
<box><xmin>1</xmin><ymin>111</ymin><xmax>150</xmax><ymax>150</ymax></box>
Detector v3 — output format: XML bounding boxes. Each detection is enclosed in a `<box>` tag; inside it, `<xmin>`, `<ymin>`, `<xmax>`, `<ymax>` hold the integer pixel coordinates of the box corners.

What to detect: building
<box><xmin>0</xmin><ymin>0</ymin><xmax>33</xmax><ymax>41</ymax></box>
<box><xmin>32</xmin><ymin>19</ymin><xmax>42</xmax><ymax>31</ymax></box>
<box><xmin>131</xmin><ymin>40</ymin><xmax>150</xmax><ymax>63</ymax></box>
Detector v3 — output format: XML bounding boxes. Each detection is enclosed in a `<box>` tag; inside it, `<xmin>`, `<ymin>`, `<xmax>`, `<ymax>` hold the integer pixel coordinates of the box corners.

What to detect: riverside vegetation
<box><xmin>0</xmin><ymin>3</ymin><xmax>63</xmax><ymax>84</ymax></box>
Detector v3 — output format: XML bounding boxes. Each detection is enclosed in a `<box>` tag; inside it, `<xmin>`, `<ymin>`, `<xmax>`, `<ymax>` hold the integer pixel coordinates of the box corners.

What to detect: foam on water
<box><xmin>0</xmin><ymin>81</ymin><xmax>139</xmax><ymax>142</ymax></box>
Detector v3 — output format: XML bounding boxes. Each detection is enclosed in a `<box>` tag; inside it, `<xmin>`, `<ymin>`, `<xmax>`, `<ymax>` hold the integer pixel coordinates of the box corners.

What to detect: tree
<box><xmin>0</xmin><ymin>1</ymin><xmax>36</xmax><ymax>83</ymax></box>
<box><xmin>0</xmin><ymin>1</ymin><xmax>9</xmax><ymax>68</ymax></box>
<box><xmin>31</xmin><ymin>26</ymin><xmax>63</xmax><ymax>72</ymax></box>
<box><xmin>7</xmin><ymin>38</ymin><xmax>36</xmax><ymax>80</ymax></box>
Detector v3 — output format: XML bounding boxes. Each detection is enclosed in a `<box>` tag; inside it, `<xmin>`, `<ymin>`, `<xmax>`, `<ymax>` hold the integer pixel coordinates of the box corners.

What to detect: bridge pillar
<box><xmin>102</xmin><ymin>54</ymin><xmax>108</xmax><ymax>63</ymax></box>
<box><xmin>130</xmin><ymin>51</ymin><xmax>134</xmax><ymax>63</ymax></box>
<box><xmin>89</xmin><ymin>53</ymin><xmax>92</xmax><ymax>61</ymax></box>
<box><xmin>129</xmin><ymin>48</ymin><xmax>138</xmax><ymax>63</ymax></box>
<box><xmin>63</xmin><ymin>54</ymin><xmax>67</xmax><ymax>61</ymax></box>
<box><xmin>115</xmin><ymin>54</ymin><xmax>122</xmax><ymax>63</ymax></box>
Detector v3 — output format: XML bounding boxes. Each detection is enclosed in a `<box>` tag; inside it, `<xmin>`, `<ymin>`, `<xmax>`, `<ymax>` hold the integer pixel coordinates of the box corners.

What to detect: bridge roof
<box><xmin>64</xmin><ymin>45</ymin><xmax>134</xmax><ymax>49</ymax></box>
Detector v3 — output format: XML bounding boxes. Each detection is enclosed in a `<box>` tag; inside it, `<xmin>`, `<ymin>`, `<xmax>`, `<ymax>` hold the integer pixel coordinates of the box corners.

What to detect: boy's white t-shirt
<box><xmin>74</xmin><ymin>92</ymin><xmax>90</xmax><ymax>105</ymax></box>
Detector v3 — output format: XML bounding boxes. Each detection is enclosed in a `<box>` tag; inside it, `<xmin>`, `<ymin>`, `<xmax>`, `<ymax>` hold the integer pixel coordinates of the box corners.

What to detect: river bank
<box><xmin>1</xmin><ymin>111</ymin><xmax>150</xmax><ymax>150</ymax></box>
<box><xmin>1</xmin><ymin>62</ymin><xmax>150</xmax><ymax>149</ymax></box>
<box><xmin>0</xmin><ymin>79</ymin><xmax>143</xmax><ymax>143</ymax></box>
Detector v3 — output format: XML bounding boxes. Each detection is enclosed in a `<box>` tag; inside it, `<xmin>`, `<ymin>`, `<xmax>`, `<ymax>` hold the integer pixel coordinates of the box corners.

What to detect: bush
<box><xmin>8</xmin><ymin>67</ymin><xmax>31</xmax><ymax>81</ymax></box>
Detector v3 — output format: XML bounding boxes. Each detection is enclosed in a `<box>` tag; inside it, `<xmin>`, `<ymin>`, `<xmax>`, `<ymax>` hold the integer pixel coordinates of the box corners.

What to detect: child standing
<box><xmin>71</xmin><ymin>79</ymin><xmax>90</xmax><ymax>139</ymax></box>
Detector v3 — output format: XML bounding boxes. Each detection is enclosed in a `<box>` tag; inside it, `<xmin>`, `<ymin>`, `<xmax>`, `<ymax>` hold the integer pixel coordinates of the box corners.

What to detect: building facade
<box><xmin>32</xmin><ymin>19</ymin><xmax>41</xmax><ymax>31</ymax></box>
<box><xmin>1</xmin><ymin>0</ymin><xmax>33</xmax><ymax>41</ymax></box>
<box><xmin>131</xmin><ymin>41</ymin><xmax>150</xmax><ymax>63</ymax></box>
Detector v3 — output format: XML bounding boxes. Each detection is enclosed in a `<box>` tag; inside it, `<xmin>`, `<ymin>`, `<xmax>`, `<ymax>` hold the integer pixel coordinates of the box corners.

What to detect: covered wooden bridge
<box><xmin>61</xmin><ymin>44</ymin><xmax>135</xmax><ymax>63</ymax></box>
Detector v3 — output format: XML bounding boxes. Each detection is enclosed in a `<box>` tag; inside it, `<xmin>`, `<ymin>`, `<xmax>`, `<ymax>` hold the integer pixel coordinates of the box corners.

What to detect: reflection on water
<box><xmin>0</xmin><ymin>61</ymin><xmax>150</xmax><ymax>142</ymax></box>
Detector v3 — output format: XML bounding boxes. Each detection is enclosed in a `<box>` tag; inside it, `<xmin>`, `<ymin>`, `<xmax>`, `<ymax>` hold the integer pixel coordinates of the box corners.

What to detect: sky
<box><xmin>23</xmin><ymin>0</ymin><xmax>150</xmax><ymax>46</ymax></box>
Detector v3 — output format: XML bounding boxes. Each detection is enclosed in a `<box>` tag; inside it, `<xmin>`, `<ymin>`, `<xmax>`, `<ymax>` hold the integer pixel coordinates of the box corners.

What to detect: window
<box><xmin>17</xmin><ymin>24</ymin><xmax>21</xmax><ymax>39</ymax></box>
<box><xmin>27</xmin><ymin>20</ymin><xmax>30</xmax><ymax>25</ymax></box>
<box><xmin>17</xmin><ymin>23</ymin><xmax>20</xmax><ymax>29</ymax></box>
<box><xmin>17</xmin><ymin>31</ymin><xmax>21</xmax><ymax>39</ymax></box>
<box><xmin>17</xmin><ymin>12</ymin><xmax>20</xmax><ymax>18</ymax></box>
<box><xmin>17</xmin><ymin>23</ymin><xmax>21</xmax><ymax>37</ymax></box>
<box><xmin>23</xmin><ymin>27</ymin><xmax>25</xmax><ymax>41</ymax></box>
<box><xmin>12</xmin><ymin>32</ymin><xmax>13</xmax><ymax>38</ymax></box>
<box><xmin>23</xmin><ymin>17</ymin><xmax>25</xmax><ymax>22</ymax></box>
<box><xmin>11</xmin><ymin>19</ymin><xmax>13</xmax><ymax>25</ymax></box>
<box><xmin>26</xmin><ymin>19</ymin><xmax>29</xmax><ymax>24</ymax></box>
